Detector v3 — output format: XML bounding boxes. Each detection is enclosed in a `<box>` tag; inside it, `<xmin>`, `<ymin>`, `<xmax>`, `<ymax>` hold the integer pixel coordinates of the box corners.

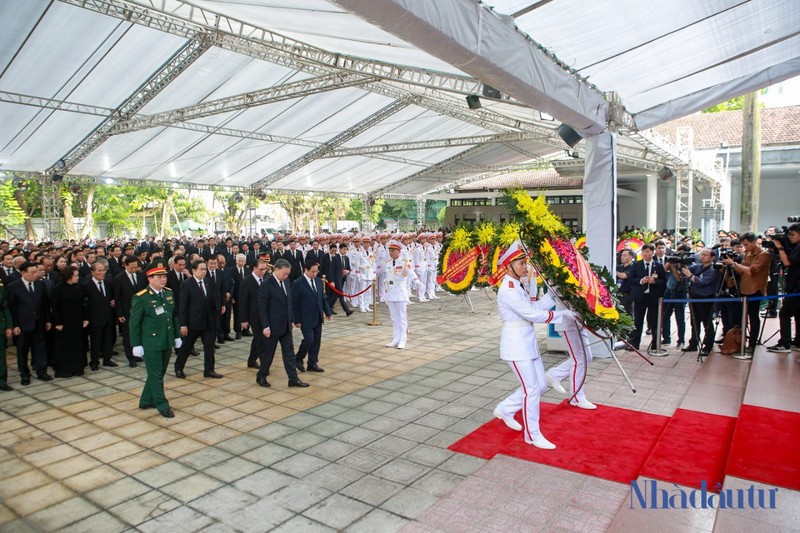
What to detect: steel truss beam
<box><xmin>57</xmin><ymin>0</ymin><xmax>507</xmax><ymax>101</ymax></box>
<box><xmin>0</xmin><ymin>91</ymin><xmax>115</xmax><ymax>117</ymax></box>
<box><xmin>47</xmin><ymin>37</ymin><xmax>212</xmax><ymax>175</ymax></box>
<box><xmin>110</xmin><ymin>72</ymin><xmax>376</xmax><ymax>134</ymax></box>
<box><xmin>251</xmin><ymin>98</ymin><xmax>414</xmax><ymax>190</ymax></box>
<box><xmin>323</xmin><ymin>132</ymin><xmax>547</xmax><ymax>158</ymax></box>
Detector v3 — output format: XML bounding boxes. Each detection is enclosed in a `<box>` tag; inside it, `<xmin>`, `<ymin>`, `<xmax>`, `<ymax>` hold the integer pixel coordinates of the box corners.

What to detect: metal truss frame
<box><xmin>322</xmin><ymin>132</ymin><xmax>547</xmax><ymax>158</ymax></box>
<box><xmin>0</xmin><ymin>91</ymin><xmax>114</xmax><ymax>117</ymax></box>
<box><xmin>47</xmin><ymin>37</ymin><xmax>212</xmax><ymax>175</ymax></box>
<box><xmin>41</xmin><ymin>179</ymin><xmax>62</xmax><ymax>239</ymax></box>
<box><xmin>250</xmin><ymin>98</ymin><xmax>414</xmax><ymax>190</ymax></box>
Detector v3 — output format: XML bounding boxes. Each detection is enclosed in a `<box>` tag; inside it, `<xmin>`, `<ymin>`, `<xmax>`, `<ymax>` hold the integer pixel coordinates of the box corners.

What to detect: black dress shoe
<box><xmin>235</xmin><ymin>333</ymin><xmax>242</xmax><ymax>340</ymax></box>
<box><xmin>214</xmin><ymin>344</ymin><xmax>221</xmax><ymax>349</ymax></box>
<box><xmin>21</xmin><ymin>377</ymin><xmax>31</xmax><ymax>386</ymax></box>
<box><xmin>129</xmin><ymin>362</ymin><xmax>138</xmax><ymax>368</ymax></box>
<box><xmin>175</xmin><ymin>369</ymin><xmax>187</xmax><ymax>379</ymax></box>
<box><xmin>307</xmin><ymin>365</ymin><xmax>324</xmax><ymax>373</ymax></box>
<box><xmin>103</xmin><ymin>360</ymin><xmax>118</xmax><ymax>368</ymax></box>
<box><xmin>190</xmin><ymin>349</ymin><xmax>199</xmax><ymax>356</ymax></box>
<box><xmin>296</xmin><ymin>362</ymin><xmax>306</xmax><ymax>372</ymax></box>
<box><xmin>345</xmin><ymin>309</ymin><xmax>354</xmax><ymax>317</ymax></box>
<box><xmin>224</xmin><ymin>335</ymin><xmax>235</xmax><ymax>342</ymax></box>
<box><xmin>90</xmin><ymin>363</ymin><xmax>99</xmax><ymax>371</ymax></box>
<box><xmin>37</xmin><ymin>374</ymin><xmax>54</xmax><ymax>382</ymax></box>
<box><xmin>256</xmin><ymin>376</ymin><xmax>271</xmax><ymax>387</ymax></box>
<box><xmin>247</xmin><ymin>362</ymin><xmax>260</xmax><ymax>369</ymax></box>
<box><xmin>288</xmin><ymin>379</ymin><xmax>309</xmax><ymax>388</ymax></box>
<box><xmin>1</xmin><ymin>384</ymin><xmax>13</xmax><ymax>391</ymax></box>
<box><xmin>242</xmin><ymin>330</ymin><xmax>252</xmax><ymax>337</ymax></box>
<box><xmin>681</xmin><ymin>345</ymin><xmax>698</xmax><ymax>352</ymax></box>
<box><xmin>217</xmin><ymin>338</ymin><xmax>226</xmax><ymax>344</ymax></box>
<box><xmin>204</xmin><ymin>371</ymin><xmax>224</xmax><ymax>379</ymax></box>
<box><xmin>159</xmin><ymin>408</ymin><xmax>175</xmax><ymax>418</ymax></box>
<box><xmin>133</xmin><ymin>356</ymin><xmax>144</xmax><ymax>362</ymax></box>
<box><xmin>330</xmin><ymin>310</ymin><xmax>338</xmax><ymax>315</ymax></box>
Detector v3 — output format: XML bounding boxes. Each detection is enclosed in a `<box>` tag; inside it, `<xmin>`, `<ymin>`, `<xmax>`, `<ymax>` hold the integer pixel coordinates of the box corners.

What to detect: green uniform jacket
<box><xmin>0</xmin><ymin>283</ymin><xmax>11</xmax><ymax>332</ymax></box>
<box><xmin>129</xmin><ymin>286</ymin><xmax>181</xmax><ymax>351</ymax></box>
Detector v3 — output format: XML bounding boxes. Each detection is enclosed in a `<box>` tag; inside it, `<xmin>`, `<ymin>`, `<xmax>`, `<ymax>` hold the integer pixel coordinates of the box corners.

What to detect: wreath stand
<box><xmin>438</xmin><ymin>289</ymin><xmax>476</xmax><ymax>314</ymax></box>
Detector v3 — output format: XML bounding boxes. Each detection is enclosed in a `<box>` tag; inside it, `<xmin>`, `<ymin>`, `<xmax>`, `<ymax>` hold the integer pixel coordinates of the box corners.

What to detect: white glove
<box><xmin>567</xmin><ymin>310</ymin><xmax>581</xmax><ymax>323</ymax></box>
<box><xmin>133</xmin><ymin>346</ymin><xmax>144</xmax><ymax>357</ymax></box>
<box><xmin>174</xmin><ymin>338</ymin><xmax>183</xmax><ymax>349</ymax></box>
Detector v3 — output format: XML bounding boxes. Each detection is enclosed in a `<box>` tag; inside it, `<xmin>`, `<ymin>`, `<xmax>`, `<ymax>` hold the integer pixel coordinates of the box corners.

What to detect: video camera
<box><xmin>713</xmin><ymin>247</ymin><xmax>742</xmax><ymax>269</ymax></box>
<box><xmin>762</xmin><ymin>224</ymin><xmax>793</xmax><ymax>252</ymax></box>
<box><xmin>665</xmin><ymin>251</ymin><xmax>695</xmax><ymax>266</ymax></box>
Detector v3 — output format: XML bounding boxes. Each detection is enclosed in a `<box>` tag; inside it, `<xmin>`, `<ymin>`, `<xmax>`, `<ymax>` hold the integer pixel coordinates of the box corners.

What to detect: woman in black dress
<box><xmin>51</xmin><ymin>266</ymin><xmax>89</xmax><ymax>378</ymax></box>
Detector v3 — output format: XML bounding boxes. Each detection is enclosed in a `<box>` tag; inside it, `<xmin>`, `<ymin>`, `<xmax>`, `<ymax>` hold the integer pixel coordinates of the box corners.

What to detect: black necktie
<box><xmin>98</xmin><ymin>281</ymin><xmax>105</xmax><ymax>297</ymax></box>
<box><xmin>310</xmin><ymin>278</ymin><xmax>316</xmax><ymax>294</ymax></box>
<box><xmin>130</xmin><ymin>273</ymin><xmax>137</xmax><ymax>287</ymax></box>
<box><xmin>199</xmin><ymin>280</ymin><xmax>207</xmax><ymax>297</ymax></box>
<box><xmin>257</xmin><ymin>277</ymin><xmax>262</xmax><ymax>286</ymax></box>
<box><xmin>28</xmin><ymin>282</ymin><xmax>34</xmax><ymax>294</ymax></box>
<box><xmin>280</xmin><ymin>280</ymin><xmax>286</xmax><ymax>295</ymax></box>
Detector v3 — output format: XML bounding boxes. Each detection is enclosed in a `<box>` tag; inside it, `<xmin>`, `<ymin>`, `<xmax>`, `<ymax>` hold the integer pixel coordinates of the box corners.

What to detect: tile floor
<box><xmin>0</xmin><ymin>292</ymin><xmax>796</xmax><ymax>532</ymax></box>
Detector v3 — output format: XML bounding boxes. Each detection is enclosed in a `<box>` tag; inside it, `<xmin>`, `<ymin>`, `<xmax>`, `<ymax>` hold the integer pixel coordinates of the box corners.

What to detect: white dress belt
<box><xmin>502</xmin><ymin>320</ymin><xmax>533</xmax><ymax>328</ymax></box>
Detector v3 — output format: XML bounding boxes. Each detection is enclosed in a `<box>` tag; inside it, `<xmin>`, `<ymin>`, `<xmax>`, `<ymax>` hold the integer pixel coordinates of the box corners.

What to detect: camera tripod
<box><xmin>688</xmin><ymin>265</ymin><xmax>739</xmax><ymax>363</ymax></box>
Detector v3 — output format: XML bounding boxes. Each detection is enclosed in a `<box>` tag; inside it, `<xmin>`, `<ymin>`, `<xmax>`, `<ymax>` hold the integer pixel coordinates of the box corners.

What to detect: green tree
<box><xmin>0</xmin><ymin>181</ymin><xmax>27</xmax><ymax>238</ymax></box>
<box><xmin>437</xmin><ymin>205</ymin><xmax>447</xmax><ymax>226</ymax></box>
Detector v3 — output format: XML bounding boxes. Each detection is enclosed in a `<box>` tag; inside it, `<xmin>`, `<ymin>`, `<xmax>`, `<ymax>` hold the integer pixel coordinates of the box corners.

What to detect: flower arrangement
<box><xmin>436</xmin><ymin>225</ymin><xmax>480</xmax><ymax>294</ymax></box>
<box><xmin>502</xmin><ymin>189</ymin><xmax>632</xmax><ymax>336</ymax></box>
<box><xmin>474</xmin><ymin>222</ymin><xmax>496</xmax><ymax>287</ymax></box>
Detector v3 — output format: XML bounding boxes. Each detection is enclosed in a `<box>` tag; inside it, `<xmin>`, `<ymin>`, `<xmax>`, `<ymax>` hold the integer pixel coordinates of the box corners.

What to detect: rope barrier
<box><xmin>325</xmin><ymin>281</ymin><xmax>373</xmax><ymax>298</ymax></box>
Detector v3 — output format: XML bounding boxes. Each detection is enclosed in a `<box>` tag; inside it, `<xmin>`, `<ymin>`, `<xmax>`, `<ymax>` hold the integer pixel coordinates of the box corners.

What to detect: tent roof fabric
<box><xmin>0</xmin><ymin>0</ymin><xmax>796</xmax><ymax>195</ymax></box>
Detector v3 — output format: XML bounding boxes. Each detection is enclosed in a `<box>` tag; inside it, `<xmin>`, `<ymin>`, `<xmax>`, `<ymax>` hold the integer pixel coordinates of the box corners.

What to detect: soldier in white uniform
<box><xmin>401</xmin><ymin>234</ymin><xmax>415</xmax><ymax>304</ymax></box>
<box><xmin>493</xmin><ymin>241</ymin><xmax>576</xmax><ymax>450</ymax></box>
<box><xmin>356</xmin><ymin>236</ymin><xmax>376</xmax><ymax>312</ymax></box>
<box><xmin>423</xmin><ymin>234</ymin><xmax>439</xmax><ymax>299</ymax></box>
<box><xmin>376</xmin><ymin>234</ymin><xmax>390</xmax><ymax>302</ymax></box>
<box><xmin>382</xmin><ymin>241</ymin><xmax>420</xmax><ymax>349</ymax></box>
<box><xmin>412</xmin><ymin>234</ymin><xmax>428</xmax><ymax>302</ymax></box>
<box><xmin>546</xmin><ymin>296</ymin><xmax>596</xmax><ymax>409</ymax></box>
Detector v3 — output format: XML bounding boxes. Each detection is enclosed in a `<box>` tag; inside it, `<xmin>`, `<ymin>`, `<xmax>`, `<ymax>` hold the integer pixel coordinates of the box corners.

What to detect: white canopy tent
<box><xmin>1</xmin><ymin>0</ymin><xmax>797</xmax><ymax>265</ymax></box>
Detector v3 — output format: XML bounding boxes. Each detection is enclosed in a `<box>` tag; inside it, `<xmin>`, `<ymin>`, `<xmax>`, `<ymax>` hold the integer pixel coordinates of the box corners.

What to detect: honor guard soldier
<box><xmin>382</xmin><ymin>241</ymin><xmax>420</xmax><ymax>349</ymax></box>
<box><xmin>130</xmin><ymin>264</ymin><xmax>182</xmax><ymax>418</ymax></box>
<box><xmin>493</xmin><ymin>241</ymin><xmax>576</xmax><ymax>450</ymax></box>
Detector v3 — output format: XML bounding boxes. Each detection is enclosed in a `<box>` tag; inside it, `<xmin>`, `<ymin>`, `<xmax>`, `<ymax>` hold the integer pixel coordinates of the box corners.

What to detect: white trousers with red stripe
<box><xmin>386</xmin><ymin>301</ymin><xmax>408</xmax><ymax>345</ymax></box>
<box><xmin>549</xmin><ymin>328</ymin><xmax>592</xmax><ymax>401</ymax></box>
<box><xmin>496</xmin><ymin>358</ymin><xmax>547</xmax><ymax>442</ymax></box>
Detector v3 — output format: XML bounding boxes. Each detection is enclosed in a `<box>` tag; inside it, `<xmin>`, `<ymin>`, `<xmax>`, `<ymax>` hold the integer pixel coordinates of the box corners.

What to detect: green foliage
<box><xmin>0</xmin><ymin>181</ymin><xmax>26</xmax><ymax>233</ymax></box>
<box><xmin>702</xmin><ymin>90</ymin><xmax>765</xmax><ymax>113</ymax></box>
<box><xmin>437</xmin><ymin>205</ymin><xmax>447</xmax><ymax>225</ymax></box>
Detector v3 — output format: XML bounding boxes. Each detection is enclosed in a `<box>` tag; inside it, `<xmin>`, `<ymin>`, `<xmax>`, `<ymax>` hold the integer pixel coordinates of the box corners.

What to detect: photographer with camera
<box><xmin>662</xmin><ymin>244</ymin><xmax>693</xmax><ymax>347</ymax></box>
<box><xmin>762</xmin><ymin>227</ymin><xmax>782</xmax><ymax>319</ymax></box>
<box><xmin>722</xmin><ymin>232</ymin><xmax>770</xmax><ymax>358</ymax></box>
<box><xmin>681</xmin><ymin>249</ymin><xmax>721</xmax><ymax>357</ymax></box>
<box><xmin>766</xmin><ymin>223</ymin><xmax>800</xmax><ymax>353</ymax></box>
<box><xmin>716</xmin><ymin>240</ymin><xmax>743</xmax><ymax>338</ymax></box>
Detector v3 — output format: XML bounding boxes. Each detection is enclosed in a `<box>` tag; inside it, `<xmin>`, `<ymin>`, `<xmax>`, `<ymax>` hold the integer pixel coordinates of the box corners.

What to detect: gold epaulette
<box><xmin>135</xmin><ymin>288</ymin><xmax>148</xmax><ymax>296</ymax></box>
<box><xmin>164</xmin><ymin>287</ymin><xmax>173</xmax><ymax>291</ymax></box>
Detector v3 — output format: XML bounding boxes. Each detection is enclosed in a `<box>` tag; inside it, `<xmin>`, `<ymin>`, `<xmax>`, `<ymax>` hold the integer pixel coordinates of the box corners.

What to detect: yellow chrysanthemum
<box><xmin>450</xmin><ymin>227</ymin><xmax>473</xmax><ymax>252</ymax></box>
<box><xmin>475</xmin><ymin>222</ymin><xmax>496</xmax><ymax>245</ymax></box>
<box><xmin>511</xmin><ymin>191</ymin><xmax>568</xmax><ymax>235</ymax></box>
<box><xmin>498</xmin><ymin>223</ymin><xmax>521</xmax><ymax>246</ymax></box>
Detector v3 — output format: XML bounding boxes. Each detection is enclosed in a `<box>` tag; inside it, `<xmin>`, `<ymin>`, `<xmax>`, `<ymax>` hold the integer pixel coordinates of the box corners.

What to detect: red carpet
<box><xmin>450</xmin><ymin>400</ymin><xmax>669</xmax><ymax>484</ymax></box>
<box><xmin>640</xmin><ymin>408</ymin><xmax>737</xmax><ymax>491</ymax></box>
<box><xmin>726</xmin><ymin>404</ymin><xmax>800</xmax><ymax>491</ymax></box>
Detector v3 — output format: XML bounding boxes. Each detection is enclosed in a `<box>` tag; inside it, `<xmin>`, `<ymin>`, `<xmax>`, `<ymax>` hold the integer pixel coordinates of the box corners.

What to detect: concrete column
<box><xmin>646</xmin><ymin>174</ymin><xmax>658</xmax><ymax>230</ymax></box>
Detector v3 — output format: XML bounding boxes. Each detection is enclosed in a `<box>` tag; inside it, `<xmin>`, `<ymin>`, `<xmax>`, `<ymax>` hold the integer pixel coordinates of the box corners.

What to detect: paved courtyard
<box><xmin>0</xmin><ymin>290</ymin><xmax>795</xmax><ymax>532</ymax></box>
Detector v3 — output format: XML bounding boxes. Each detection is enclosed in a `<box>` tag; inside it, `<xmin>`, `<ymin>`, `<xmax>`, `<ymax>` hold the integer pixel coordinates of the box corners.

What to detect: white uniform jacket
<box><xmin>497</xmin><ymin>275</ymin><xmax>565</xmax><ymax>361</ymax></box>
<box><xmin>381</xmin><ymin>258</ymin><xmax>419</xmax><ymax>302</ymax></box>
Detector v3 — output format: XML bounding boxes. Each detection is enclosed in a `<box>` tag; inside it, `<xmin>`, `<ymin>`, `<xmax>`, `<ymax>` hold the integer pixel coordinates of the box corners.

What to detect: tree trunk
<box><xmin>740</xmin><ymin>91</ymin><xmax>761</xmax><ymax>232</ymax></box>
<box><xmin>14</xmin><ymin>191</ymin><xmax>37</xmax><ymax>241</ymax></box>
<box><xmin>80</xmin><ymin>184</ymin><xmax>96</xmax><ymax>239</ymax></box>
<box><xmin>61</xmin><ymin>187</ymin><xmax>77</xmax><ymax>240</ymax></box>
<box><xmin>161</xmin><ymin>192</ymin><xmax>174</xmax><ymax>238</ymax></box>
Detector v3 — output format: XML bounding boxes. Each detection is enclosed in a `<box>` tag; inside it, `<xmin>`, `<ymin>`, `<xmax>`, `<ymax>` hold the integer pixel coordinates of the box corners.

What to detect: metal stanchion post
<box><xmin>737</xmin><ymin>296</ymin><xmax>749</xmax><ymax>359</ymax></box>
<box><xmin>368</xmin><ymin>279</ymin><xmax>381</xmax><ymax>326</ymax></box>
<box><xmin>649</xmin><ymin>297</ymin><xmax>668</xmax><ymax>356</ymax></box>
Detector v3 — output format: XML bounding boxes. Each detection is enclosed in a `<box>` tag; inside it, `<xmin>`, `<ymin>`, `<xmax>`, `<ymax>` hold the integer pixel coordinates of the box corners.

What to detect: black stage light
<box><xmin>52</xmin><ymin>174</ymin><xmax>64</xmax><ymax>182</ymax></box>
<box><xmin>466</xmin><ymin>94</ymin><xmax>481</xmax><ymax>110</ymax></box>
<box><xmin>658</xmin><ymin>166</ymin><xmax>674</xmax><ymax>180</ymax></box>
<box><xmin>557</xmin><ymin>123</ymin><xmax>582</xmax><ymax>148</ymax></box>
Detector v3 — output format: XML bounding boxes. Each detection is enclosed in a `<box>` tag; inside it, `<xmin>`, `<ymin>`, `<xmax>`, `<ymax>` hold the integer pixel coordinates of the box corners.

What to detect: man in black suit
<box><xmin>112</xmin><ymin>256</ymin><xmax>145</xmax><ymax>367</ymax></box>
<box><xmin>84</xmin><ymin>261</ymin><xmax>117</xmax><ymax>370</ymax></box>
<box><xmin>202</xmin><ymin>237</ymin><xmax>219</xmax><ymax>261</ymax></box>
<box><xmin>7</xmin><ymin>262</ymin><xmax>52</xmax><ymax>384</ymax></box>
<box><xmin>166</xmin><ymin>255</ymin><xmax>188</xmax><ymax>310</ymax></box>
<box><xmin>292</xmin><ymin>258</ymin><xmax>331</xmax><ymax>373</ymax></box>
<box><xmin>257</xmin><ymin>259</ymin><xmax>307</xmax><ymax>388</ymax></box>
<box><xmin>239</xmin><ymin>259</ymin><xmax>268</xmax><ymax>368</ymax></box>
<box><xmin>208</xmin><ymin>255</ymin><xmax>234</xmax><ymax>343</ymax></box>
<box><xmin>305</xmin><ymin>241</ymin><xmax>324</xmax><ymax>267</ymax></box>
<box><xmin>328</xmin><ymin>243</ymin><xmax>353</xmax><ymax>316</ymax></box>
<box><xmin>231</xmin><ymin>254</ymin><xmax>250</xmax><ymax>339</ymax></box>
<box><xmin>0</xmin><ymin>253</ymin><xmax>20</xmax><ymax>284</ymax></box>
<box><xmin>285</xmin><ymin>241</ymin><xmax>304</xmax><ymax>281</ymax></box>
<box><xmin>107</xmin><ymin>245</ymin><xmax>124</xmax><ymax>277</ymax></box>
<box><xmin>628</xmin><ymin>243</ymin><xmax>667</xmax><ymax>350</ymax></box>
<box><xmin>174</xmin><ymin>260</ymin><xmax>223</xmax><ymax>379</ymax></box>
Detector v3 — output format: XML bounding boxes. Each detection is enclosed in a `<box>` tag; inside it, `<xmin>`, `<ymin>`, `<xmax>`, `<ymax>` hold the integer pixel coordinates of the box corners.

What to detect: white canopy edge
<box><xmin>634</xmin><ymin>56</ymin><xmax>800</xmax><ymax>131</ymax></box>
<box><xmin>331</xmin><ymin>0</ymin><xmax>609</xmax><ymax>136</ymax></box>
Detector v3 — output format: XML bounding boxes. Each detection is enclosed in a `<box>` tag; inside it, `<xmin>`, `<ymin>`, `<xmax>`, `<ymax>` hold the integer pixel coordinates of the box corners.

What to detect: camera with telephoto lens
<box><xmin>788</xmin><ymin>216</ymin><xmax>800</xmax><ymax>223</ymax></box>
<box><xmin>762</xmin><ymin>225</ymin><xmax>793</xmax><ymax>252</ymax></box>
<box><xmin>713</xmin><ymin>248</ymin><xmax>742</xmax><ymax>269</ymax></box>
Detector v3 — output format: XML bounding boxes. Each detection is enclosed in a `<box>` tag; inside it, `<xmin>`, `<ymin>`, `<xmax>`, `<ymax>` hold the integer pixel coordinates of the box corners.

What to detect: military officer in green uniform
<box><xmin>0</xmin><ymin>281</ymin><xmax>13</xmax><ymax>391</ymax></box>
<box><xmin>130</xmin><ymin>264</ymin><xmax>182</xmax><ymax>418</ymax></box>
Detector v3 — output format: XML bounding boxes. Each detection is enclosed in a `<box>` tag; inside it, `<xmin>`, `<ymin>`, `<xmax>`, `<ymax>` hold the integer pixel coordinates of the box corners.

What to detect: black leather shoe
<box><xmin>133</xmin><ymin>357</ymin><xmax>144</xmax><ymax>362</ymax></box>
<box><xmin>1</xmin><ymin>384</ymin><xmax>14</xmax><ymax>391</ymax></box>
<box><xmin>175</xmin><ymin>369</ymin><xmax>186</xmax><ymax>379</ymax></box>
<box><xmin>235</xmin><ymin>333</ymin><xmax>242</xmax><ymax>340</ymax></box>
<box><xmin>242</xmin><ymin>330</ymin><xmax>252</xmax><ymax>337</ymax></box>
<box><xmin>90</xmin><ymin>362</ymin><xmax>99</xmax><ymax>371</ymax></box>
<box><xmin>247</xmin><ymin>362</ymin><xmax>260</xmax><ymax>369</ymax></box>
<box><xmin>159</xmin><ymin>408</ymin><xmax>175</xmax><ymax>418</ymax></box>
<box><xmin>21</xmin><ymin>377</ymin><xmax>31</xmax><ymax>386</ymax></box>
<box><xmin>37</xmin><ymin>374</ymin><xmax>54</xmax><ymax>382</ymax></box>
<box><xmin>288</xmin><ymin>379</ymin><xmax>309</xmax><ymax>388</ymax></box>
<box><xmin>330</xmin><ymin>310</ymin><xmax>338</xmax><ymax>315</ymax></box>
<box><xmin>256</xmin><ymin>376</ymin><xmax>271</xmax><ymax>387</ymax></box>
<box><xmin>129</xmin><ymin>361</ymin><xmax>138</xmax><ymax>368</ymax></box>
<box><xmin>224</xmin><ymin>335</ymin><xmax>235</xmax><ymax>342</ymax></box>
<box><xmin>217</xmin><ymin>338</ymin><xmax>225</xmax><ymax>345</ymax></box>
<box><xmin>345</xmin><ymin>309</ymin><xmax>354</xmax><ymax>317</ymax></box>
<box><xmin>307</xmin><ymin>365</ymin><xmax>324</xmax><ymax>373</ymax></box>
<box><xmin>190</xmin><ymin>349</ymin><xmax>199</xmax><ymax>356</ymax></box>
<box><xmin>296</xmin><ymin>362</ymin><xmax>306</xmax><ymax>372</ymax></box>
<box><xmin>204</xmin><ymin>371</ymin><xmax>223</xmax><ymax>379</ymax></box>
<box><xmin>214</xmin><ymin>344</ymin><xmax>221</xmax><ymax>349</ymax></box>
<box><xmin>103</xmin><ymin>361</ymin><xmax>118</xmax><ymax>368</ymax></box>
<box><xmin>681</xmin><ymin>345</ymin><xmax>698</xmax><ymax>352</ymax></box>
